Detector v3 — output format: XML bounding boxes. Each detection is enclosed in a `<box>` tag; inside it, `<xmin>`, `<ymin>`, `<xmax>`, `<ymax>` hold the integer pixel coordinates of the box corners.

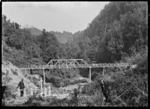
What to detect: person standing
<box><xmin>17</xmin><ymin>79</ymin><xmax>25</xmax><ymax>97</ymax></box>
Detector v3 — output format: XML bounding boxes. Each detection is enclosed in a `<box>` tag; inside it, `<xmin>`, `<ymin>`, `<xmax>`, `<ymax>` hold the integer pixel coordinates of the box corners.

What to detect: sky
<box><xmin>2</xmin><ymin>2</ymin><xmax>109</xmax><ymax>33</ymax></box>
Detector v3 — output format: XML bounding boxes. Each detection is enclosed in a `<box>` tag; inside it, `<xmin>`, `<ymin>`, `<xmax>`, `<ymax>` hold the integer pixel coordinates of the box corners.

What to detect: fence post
<box><xmin>44</xmin><ymin>87</ymin><xmax>47</xmax><ymax>97</ymax></box>
<box><xmin>30</xmin><ymin>87</ymin><xmax>33</xmax><ymax>96</ymax></box>
<box><xmin>18</xmin><ymin>88</ymin><xmax>20</xmax><ymax>97</ymax></box>
<box><xmin>24</xmin><ymin>88</ymin><xmax>26</xmax><ymax>97</ymax></box>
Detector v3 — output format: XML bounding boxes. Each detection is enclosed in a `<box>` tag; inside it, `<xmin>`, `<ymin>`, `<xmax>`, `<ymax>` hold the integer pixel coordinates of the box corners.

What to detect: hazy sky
<box><xmin>2</xmin><ymin>2</ymin><xmax>109</xmax><ymax>33</ymax></box>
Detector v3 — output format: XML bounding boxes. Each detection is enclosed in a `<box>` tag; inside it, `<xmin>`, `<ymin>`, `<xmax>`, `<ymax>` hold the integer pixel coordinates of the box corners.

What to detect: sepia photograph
<box><xmin>2</xmin><ymin>1</ymin><xmax>148</xmax><ymax>107</ymax></box>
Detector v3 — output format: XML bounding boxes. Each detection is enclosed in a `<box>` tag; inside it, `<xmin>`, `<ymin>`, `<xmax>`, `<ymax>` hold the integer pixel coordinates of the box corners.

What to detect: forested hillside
<box><xmin>70</xmin><ymin>2</ymin><xmax>148</xmax><ymax>63</ymax></box>
<box><xmin>50</xmin><ymin>31</ymin><xmax>74</xmax><ymax>43</ymax></box>
<box><xmin>2</xmin><ymin>2</ymin><xmax>148</xmax><ymax>106</ymax></box>
<box><xmin>2</xmin><ymin>14</ymin><xmax>80</xmax><ymax>87</ymax></box>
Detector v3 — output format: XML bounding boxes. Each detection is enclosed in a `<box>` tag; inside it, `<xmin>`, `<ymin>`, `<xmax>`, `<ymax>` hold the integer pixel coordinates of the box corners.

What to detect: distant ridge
<box><xmin>50</xmin><ymin>31</ymin><xmax>74</xmax><ymax>44</ymax></box>
<box><xmin>25</xmin><ymin>27</ymin><xmax>74</xmax><ymax>44</ymax></box>
<box><xmin>25</xmin><ymin>27</ymin><xmax>42</xmax><ymax>36</ymax></box>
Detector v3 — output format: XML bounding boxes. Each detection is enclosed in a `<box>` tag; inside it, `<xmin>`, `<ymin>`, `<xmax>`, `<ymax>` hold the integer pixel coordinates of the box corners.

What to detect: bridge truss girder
<box><xmin>19</xmin><ymin>59</ymin><xmax>136</xmax><ymax>97</ymax></box>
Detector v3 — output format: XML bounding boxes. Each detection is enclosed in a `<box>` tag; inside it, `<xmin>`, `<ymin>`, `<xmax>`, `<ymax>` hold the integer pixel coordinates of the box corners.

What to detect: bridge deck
<box><xmin>20</xmin><ymin>63</ymin><xmax>131</xmax><ymax>69</ymax></box>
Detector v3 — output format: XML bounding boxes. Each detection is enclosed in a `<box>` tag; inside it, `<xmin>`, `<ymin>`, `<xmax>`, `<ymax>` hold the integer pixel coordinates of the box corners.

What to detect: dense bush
<box><xmin>81</xmin><ymin>82</ymin><xmax>100</xmax><ymax>95</ymax></box>
<box><xmin>2</xmin><ymin>85</ymin><xmax>18</xmax><ymax>105</ymax></box>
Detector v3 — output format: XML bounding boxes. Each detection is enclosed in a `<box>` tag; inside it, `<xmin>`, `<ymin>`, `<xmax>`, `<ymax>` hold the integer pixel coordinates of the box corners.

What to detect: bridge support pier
<box><xmin>40</xmin><ymin>78</ymin><xmax>43</xmax><ymax>96</ymax></box>
<box><xmin>102</xmin><ymin>68</ymin><xmax>105</xmax><ymax>76</ymax></box>
<box><xmin>30</xmin><ymin>87</ymin><xmax>33</xmax><ymax>96</ymax></box>
<box><xmin>43</xmin><ymin>68</ymin><xmax>46</xmax><ymax>97</ymax></box>
<box><xmin>89</xmin><ymin>66</ymin><xmax>91</xmax><ymax>83</ymax></box>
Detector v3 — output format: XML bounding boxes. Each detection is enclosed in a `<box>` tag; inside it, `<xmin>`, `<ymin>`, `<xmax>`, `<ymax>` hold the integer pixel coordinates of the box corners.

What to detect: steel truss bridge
<box><xmin>20</xmin><ymin>59</ymin><xmax>137</xmax><ymax>97</ymax></box>
<box><xmin>22</xmin><ymin>59</ymin><xmax>134</xmax><ymax>69</ymax></box>
<box><xmin>20</xmin><ymin>59</ymin><xmax>136</xmax><ymax>82</ymax></box>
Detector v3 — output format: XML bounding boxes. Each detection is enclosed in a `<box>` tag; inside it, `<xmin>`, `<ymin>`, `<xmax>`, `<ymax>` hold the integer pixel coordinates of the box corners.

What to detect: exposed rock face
<box><xmin>2</xmin><ymin>60</ymin><xmax>37</xmax><ymax>88</ymax></box>
<box><xmin>2</xmin><ymin>60</ymin><xmax>38</xmax><ymax>104</ymax></box>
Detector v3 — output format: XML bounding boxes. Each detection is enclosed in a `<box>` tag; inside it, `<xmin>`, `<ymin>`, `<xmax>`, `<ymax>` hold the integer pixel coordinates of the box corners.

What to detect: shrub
<box><xmin>2</xmin><ymin>85</ymin><xmax>17</xmax><ymax>105</ymax></box>
<box><xmin>24</xmin><ymin>94</ymin><xmax>44</xmax><ymax>106</ymax></box>
<box><xmin>81</xmin><ymin>82</ymin><xmax>100</xmax><ymax>95</ymax></box>
<box><xmin>11</xmin><ymin>69</ymin><xmax>18</xmax><ymax>75</ymax></box>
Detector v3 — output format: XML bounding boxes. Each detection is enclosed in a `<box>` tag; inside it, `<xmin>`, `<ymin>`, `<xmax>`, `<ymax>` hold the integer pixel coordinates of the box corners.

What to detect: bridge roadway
<box><xmin>20</xmin><ymin>63</ymin><xmax>132</xmax><ymax>69</ymax></box>
<box><xmin>19</xmin><ymin>59</ymin><xmax>134</xmax><ymax>70</ymax></box>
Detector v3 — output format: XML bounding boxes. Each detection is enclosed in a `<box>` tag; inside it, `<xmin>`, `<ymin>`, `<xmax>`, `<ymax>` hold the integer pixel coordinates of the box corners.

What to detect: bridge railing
<box><xmin>91</xmin><ymin>63</ymin><xmax>131</xmax><ymax>68</ymax></box>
